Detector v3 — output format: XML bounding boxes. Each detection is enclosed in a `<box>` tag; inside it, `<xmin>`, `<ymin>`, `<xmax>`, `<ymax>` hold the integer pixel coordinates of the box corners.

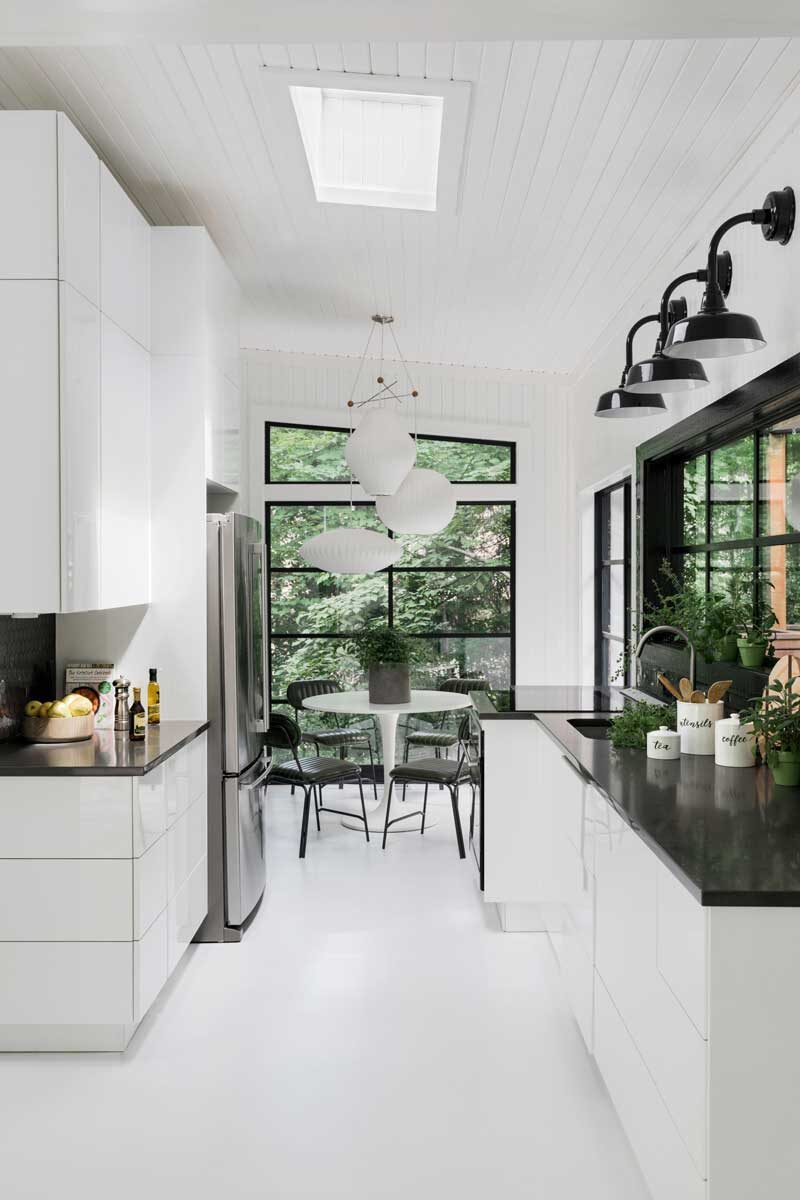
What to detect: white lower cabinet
<box><xmin>0</xmin><ymin>735</ymin><xmax>207</xmax><ymax>1051</ymax></box>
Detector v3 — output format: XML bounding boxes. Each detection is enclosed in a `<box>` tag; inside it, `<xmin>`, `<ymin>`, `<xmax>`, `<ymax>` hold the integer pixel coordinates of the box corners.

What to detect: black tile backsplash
<box><xmin>0</xmin><ymin>615</ymin><xmax>56</xmax><ymax>740</ymax></box>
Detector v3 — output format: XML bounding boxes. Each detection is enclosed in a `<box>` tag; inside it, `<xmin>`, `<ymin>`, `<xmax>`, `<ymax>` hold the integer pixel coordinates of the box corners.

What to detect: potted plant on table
<box><xmin>743</xmin><ymin>677</ymin><xmax>800</xmax><ymax>787</ymax></box>
<box><xmin>736</xmin><ymin>602</ymin><xmax>778</xmax><ymax>669</ymax></box>
<box><xmin>352</xmin><ymin>627</ymin><xmax>414</xmax><ymax>705</ymax></box>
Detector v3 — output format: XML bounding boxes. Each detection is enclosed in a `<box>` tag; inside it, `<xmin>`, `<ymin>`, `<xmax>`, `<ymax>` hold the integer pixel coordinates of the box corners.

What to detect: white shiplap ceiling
<box><xmin>2</xmin><ymin>39</ymin><xmax>800</xmax><ymax>371</ymax></box>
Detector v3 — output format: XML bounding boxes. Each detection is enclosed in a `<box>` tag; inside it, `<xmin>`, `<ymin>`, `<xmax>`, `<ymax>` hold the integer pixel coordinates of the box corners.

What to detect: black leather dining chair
<box><xmin>382</xmin><ymin>715</ymin><xmax>479</xmax><ymax>858</ymax></box>
<box><xmin>286</xmin><ymin>679</ymin><xmax>378</xmax><ymax>801</ymax></box>
<box><xmin>265</xmin><ymin>712</ymin><xmax>369</xmax><ymax>857</ymax></box>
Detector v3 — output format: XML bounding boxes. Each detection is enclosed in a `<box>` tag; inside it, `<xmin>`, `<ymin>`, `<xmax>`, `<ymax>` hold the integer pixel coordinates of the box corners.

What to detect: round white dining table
<box><xmin>302</xmin><ymin>689</ymin><xmax>473</xmax><ymax>833</ymax></box>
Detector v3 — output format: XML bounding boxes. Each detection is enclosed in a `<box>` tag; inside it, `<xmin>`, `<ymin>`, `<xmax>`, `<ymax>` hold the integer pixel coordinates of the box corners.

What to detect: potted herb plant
<box><xmin>352</xmin><ymin>627</ymin><xmax>414</xmax><ymax>704</ymax></box>
<box><xmin>736</xmin><ymin>601</ymin><xmax>778</xmax><ymax>669</ymax></box>
<box><xmin>742</xmin><ymin>677</ymin><xmax>800</xmax><ymax>787</ymax></box>
<box><xmin>609</xmin><ymin>700</ymin><xmax>677</xmax><ymax>750</ymax></box>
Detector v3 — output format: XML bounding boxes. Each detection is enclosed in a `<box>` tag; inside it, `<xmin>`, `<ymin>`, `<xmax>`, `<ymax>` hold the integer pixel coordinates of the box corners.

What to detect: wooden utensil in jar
<box><xmin>707</xmin><ymin>680</ymin><xmax>733</xmax><ymax>704</ymax></box>
<box><xmin>690</xmin><ymin>690</ymin><xmax>706</xmax><ymax>703</ymax></box>
<box><xmin>658</xmin><ymin>674</ymin><xmax>683</xmax><ymax>702</ymax></box>
<box><xmin>679</xmin><ymin>678</ymin><xmax>694</xmax><ymax>701</ymax></box>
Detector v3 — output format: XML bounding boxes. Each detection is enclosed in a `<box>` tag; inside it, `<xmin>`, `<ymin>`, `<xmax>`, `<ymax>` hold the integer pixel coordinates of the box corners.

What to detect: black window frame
<box><xmin>266</xmin><ymin>498</ymin><xmax>516</xmax><ymax>706</ymax></box>
<box><xmin>594</xmin><ymin>477</ymin><xmax>632</xmax><ymax>688</ymax></box>
<box><xmin>637</xmin><ymin>351</ymin><xmax>800</xmax><ymax>634</ymax></box>
<box><xmin>265</xmin><ymin>420</ymin><xmax>517</xmax><ymax>485</ymax></box>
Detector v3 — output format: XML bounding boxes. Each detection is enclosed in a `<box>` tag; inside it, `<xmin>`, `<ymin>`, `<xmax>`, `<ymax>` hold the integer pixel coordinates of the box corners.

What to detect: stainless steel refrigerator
<box><xmin>195</xmin><ymin>513</ymin><xmax>269</xmax><ymax>942</ymax></box>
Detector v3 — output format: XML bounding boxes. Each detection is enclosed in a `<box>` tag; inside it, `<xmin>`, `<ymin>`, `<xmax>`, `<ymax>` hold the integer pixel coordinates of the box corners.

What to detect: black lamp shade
<box><xmin>663</xmin><ymin>309</ymin><xmax>766</xmax><ymax>359</ymax></box>
<box><xmin>594</xmin><ymin>388</ymin><xmax>667</xmax><ymax>418</ymax></box>
<box><xmin>624</xmin><ymin>351</ymin><xmax>709</xmax><ymax>395</ymax></box>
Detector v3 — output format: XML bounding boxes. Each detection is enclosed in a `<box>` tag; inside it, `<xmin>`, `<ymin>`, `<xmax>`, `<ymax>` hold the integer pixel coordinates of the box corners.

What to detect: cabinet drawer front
<box><xmin>166</xmin><ymin>743</ymin><xmax>194</xmax><ymax>826</ymax></box>
<box><xmin>168</xmin><ymin>793</ymin><xmax>207</xmax><ymax>901</ymax></box>
<box><xmin>133</xmin><ymin>835</ymin><xmax>168</xmax><ymax>939</ymax></box>
<box><xmin>134</xmin><ymin>909</ymin><xmax>168</xmax><ymax>1023</ymax></box>
<box><xmin>657</xmin><ymin>862</ymin><xmax>708</xmax><ymax>1037</ymax></box>
<box><xmin>167</xmin><ymin>855</ymin><xmax>208</xmax><ymax>975</ymax></box>
<box><xmin>594</xmin><ymin>974</ymin><xmax>705</xmax><ymax>1200</ymax></box>
<box><xmin>0</xmin><ymin>942</ymin><xmax>133</xmax><ymax>1024</ymax></box>
<box><xmin>0</xmin><ymin>776</ymin><xmax>131</xmax><ymax>857</ymax></box>
<box><xmin>0</xmin><ymin>860</ymin><xmax>132</xmax><ymax>940</ymax></box>
<box><xmin>133</xmin><ymin>765</ymin><xmax>167</xmax><ymax>856</ymax></box>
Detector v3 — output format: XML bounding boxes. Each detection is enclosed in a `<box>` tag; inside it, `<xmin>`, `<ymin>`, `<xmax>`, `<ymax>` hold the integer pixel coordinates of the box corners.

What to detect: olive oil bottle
<box><xmin>147</xmin><ymin>668</ymin><xmax>160</xmax><ymax>726</ymax></box>
<box><xmin>129</xmin><ymin>688</ymin><xmax>146</xmax><ymax>741</ymax></box>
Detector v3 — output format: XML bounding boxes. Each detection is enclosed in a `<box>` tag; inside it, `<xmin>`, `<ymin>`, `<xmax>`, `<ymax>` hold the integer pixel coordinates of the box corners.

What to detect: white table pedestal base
<box><xmin>340</xmin><ymin>709</ymin><xmax>440</xmax><ymax>833</ymax></box>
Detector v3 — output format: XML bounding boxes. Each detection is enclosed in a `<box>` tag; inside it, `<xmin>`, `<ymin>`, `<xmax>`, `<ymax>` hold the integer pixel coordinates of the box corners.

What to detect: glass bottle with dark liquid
<box><xmin>129</xmin><ymin>688</ymin><xmax>146</xmax><ymax>741</ymax></box>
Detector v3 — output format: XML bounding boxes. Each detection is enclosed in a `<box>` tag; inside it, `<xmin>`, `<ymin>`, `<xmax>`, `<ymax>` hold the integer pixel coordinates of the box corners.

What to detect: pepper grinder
<box><xmin>113</xmin><ymin>675</ymin><xmax>131</xmax><ymax>733</ymax></box>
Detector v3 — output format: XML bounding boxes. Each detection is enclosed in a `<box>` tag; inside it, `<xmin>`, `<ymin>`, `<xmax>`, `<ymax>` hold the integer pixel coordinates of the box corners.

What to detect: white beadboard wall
<box><xmin>245</xmin><ymin>347</ymin><xmax>578</xmax><ymax>686</ymax></box>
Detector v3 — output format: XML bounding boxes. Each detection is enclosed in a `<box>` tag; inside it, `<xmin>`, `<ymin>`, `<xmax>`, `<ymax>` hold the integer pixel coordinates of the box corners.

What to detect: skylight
<box><xmin>290</xmin><ymin>85</ymin><xmax>444</xmax><ymax>212</ymax></box>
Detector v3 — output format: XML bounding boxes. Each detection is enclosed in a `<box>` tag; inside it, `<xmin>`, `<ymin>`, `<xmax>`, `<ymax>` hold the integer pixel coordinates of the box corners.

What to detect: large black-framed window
<box><xmin>266</xmin><ymin>499</ymin><xmax>515</xmax><ymax>708</ymax></box>
<box><xmin>266</xmin><ymin>420</ymin><xmax>516</xmax><ymax>484</ymax></box>
<box><xmin>594</xmin><ymin>478</ymin><xmax>631</xmax><ymax>687</ymax></box>
<box><xmin>638</xmin><ymin>353</ymin><xmax>800</xmax><ymax>659</ymax></box>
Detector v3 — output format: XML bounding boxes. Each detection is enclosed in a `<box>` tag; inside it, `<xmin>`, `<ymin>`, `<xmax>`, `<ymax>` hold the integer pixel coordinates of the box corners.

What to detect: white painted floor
<box><xmin>1</xmin><ymin>783</ymin><xmax>649</xmax><ymax>1200</ymax></box>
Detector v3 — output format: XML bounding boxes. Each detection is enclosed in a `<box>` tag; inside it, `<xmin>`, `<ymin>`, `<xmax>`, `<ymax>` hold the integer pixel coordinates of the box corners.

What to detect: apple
<box><xmin>49</xmin><ymin>701</ymin><xmax>70</xmax><ymax>719</ymax></box>
<box><xmin>38</xmin><ymin>702</ymin><xmax>52</xmax><ymax>717</ymax></box>
<box><xmin>24</xmin><ymin>700</ymin><xmax>42</xmax><ymax>717</ymax></box>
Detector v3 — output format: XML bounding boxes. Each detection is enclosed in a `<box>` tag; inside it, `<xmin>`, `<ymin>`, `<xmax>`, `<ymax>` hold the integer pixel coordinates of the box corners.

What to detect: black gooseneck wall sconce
<box><xmin>594</xmin><ymin>312</ymin><xmax>669</xmax><ymax>418</ymax></box>
<box><xmin>663</xmin><ymin>187</ymin><xmax>795</xmax><ymax>360</ymax></box>
<box><xmin>624</xmin><ymin>252</ymin><xmax>732</xmax><ymax>395</ymax></box>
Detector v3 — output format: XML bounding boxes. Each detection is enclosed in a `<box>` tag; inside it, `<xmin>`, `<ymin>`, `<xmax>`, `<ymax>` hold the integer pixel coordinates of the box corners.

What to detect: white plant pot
<box><xmin>677</xmin><ymin>700</ymin><xmax>724</xmax><ymax>755</ymax></box>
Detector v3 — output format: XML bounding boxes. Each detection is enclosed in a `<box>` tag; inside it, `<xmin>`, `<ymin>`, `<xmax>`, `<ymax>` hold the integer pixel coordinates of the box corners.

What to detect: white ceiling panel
<box><xmin>1</xmin><ymin>39</ymin><xmax>799</xmax><ymax>371</ymax></box>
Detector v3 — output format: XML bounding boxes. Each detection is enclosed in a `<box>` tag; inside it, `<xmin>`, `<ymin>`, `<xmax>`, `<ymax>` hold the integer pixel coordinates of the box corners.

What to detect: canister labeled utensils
<box><xmin>647</xmin><ymin>726</ymin><xmax>681</xmax><ymax>760</ymax></box>
<box><xmin>714</xmin><ymin>713</ymin><xmax>755</xmax><ymax>768</ymax></box>
<box><xmin>677</xmin><ymin>700</ymin><xmax>724</xmax><ymax>755</ymax></box>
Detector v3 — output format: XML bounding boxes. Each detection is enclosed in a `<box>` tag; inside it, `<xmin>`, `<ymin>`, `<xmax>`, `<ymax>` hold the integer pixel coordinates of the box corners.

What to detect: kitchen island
<box><xmin>0</xmin><ymin>721</ymin><xmax>209</xmax><ymax>1051</ymax></box>
<box><xmin>474</xmin><ymin>688</ymin><xmax>800</xmax><ymax>1200</ymax></box>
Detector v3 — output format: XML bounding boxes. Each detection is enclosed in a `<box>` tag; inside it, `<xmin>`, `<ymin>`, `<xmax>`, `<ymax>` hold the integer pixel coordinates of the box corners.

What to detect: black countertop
<box><xmin>474</xmin><ymin>685</ymin><xmax>628</xmax><ymax>718</ymax></box>
<box><xmin>0</xmin><ymin>721</ymin><xmax>209</xmax><ymax>776</ymax></box>
<box><xmin>536</xmin><ymin>711</ymin><xmax>800</xmax><ymax>906</ymax></box>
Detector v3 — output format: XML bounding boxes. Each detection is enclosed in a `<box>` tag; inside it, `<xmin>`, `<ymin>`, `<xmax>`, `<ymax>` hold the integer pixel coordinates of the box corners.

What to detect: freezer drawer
<box><xmin>224</xmin><ymin>759</ymin><xmax>267</xmax><ymax>928</ymax></box>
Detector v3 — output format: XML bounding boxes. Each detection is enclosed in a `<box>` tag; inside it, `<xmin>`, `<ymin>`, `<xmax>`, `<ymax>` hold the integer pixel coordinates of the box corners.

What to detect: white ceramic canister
<box><xmin>714</xmin><ymin>713</ymin><xmax>755</xmax><ymax>768</ymax></box>
<box><xmin>677</xmin><ymin>700</ymin><xmax>724</xmax><ymax>755</ymax></box>
<box><xmin>646</xmin><ymin>726</ymin><xmax>681</xmax><ymax>760</ymax></box>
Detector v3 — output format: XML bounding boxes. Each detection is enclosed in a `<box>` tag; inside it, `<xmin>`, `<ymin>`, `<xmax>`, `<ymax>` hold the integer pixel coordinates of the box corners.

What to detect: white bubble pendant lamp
<box><xmin>345</xmin><ymin>408</ymin><xmax>416</xmax><ymax>497</ymax></box>
<box><xmin>376</xmin><ymin>468</ymin><xmax>456</xmax><ymax>535</ymax></box>
<box><xmin>299</xmin><ymin>527</ymin><xmax>402</xmax><ymax>574</ymax></box>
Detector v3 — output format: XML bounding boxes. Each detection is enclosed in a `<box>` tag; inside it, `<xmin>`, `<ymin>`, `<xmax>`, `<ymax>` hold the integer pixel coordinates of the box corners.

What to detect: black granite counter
<box><xmin>536</xmin><ymin>711</ymin><xmax>800</xmax><ymax>906</ymax></box>
<box><xmin>0</xmin><ymin>721</ymin><xmax>209</xmax><ymax>776</ymax></box>
<box><xmin>473</xmin><ymin>685</ymin><xmax>627</xmax><ymax>718</ymax></box>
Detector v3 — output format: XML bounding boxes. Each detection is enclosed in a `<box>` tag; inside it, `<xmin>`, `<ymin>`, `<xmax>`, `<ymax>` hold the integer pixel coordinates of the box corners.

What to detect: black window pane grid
<box><xmin>595</xmin><ymin>478</ymin><xmax>631</xmax><ymax>688</ymax></box>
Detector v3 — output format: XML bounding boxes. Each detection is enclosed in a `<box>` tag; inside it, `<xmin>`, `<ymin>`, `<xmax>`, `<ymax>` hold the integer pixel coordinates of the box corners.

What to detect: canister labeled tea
<box><xmin>677</xmin><ymin>700</ymin><xmax>724</xmax><ymax>756</ymax></box>
<box><xmin>714</xmin><ymin>713</ymin><xmax>755</xmax><ymax>768</ymax></box>
<box><xmin>646</xmin><ymin>726</ymin><xmax>681</xmax><ymax>760</ymax></box>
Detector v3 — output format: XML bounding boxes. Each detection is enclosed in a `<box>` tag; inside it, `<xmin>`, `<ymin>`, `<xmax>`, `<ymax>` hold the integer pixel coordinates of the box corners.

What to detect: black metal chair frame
<box><xmin>265</xmin><ymin>713</ymin><xmax>369</xmax><ymax>858</ymax></box>
<box><xmin>399</xmin><ymin>679</ymin><xmax>487</xmax><ymax>801</ymax></box>
<box><xmin>382</xmin><ymin>716</ymin><xmax>479</xmax><ymax>859</ymax></box>
<box><xmin>287</xmin><ymin>679</ymin><xmax>379</xmax><ymax>802</ymax></box>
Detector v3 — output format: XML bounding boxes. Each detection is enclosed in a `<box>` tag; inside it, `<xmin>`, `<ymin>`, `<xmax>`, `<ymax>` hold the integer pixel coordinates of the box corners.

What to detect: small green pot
<box><xmin>716</xmin><ymin>635</ymin><xmax>739</xmax><ymax>663</ymax></box>
<box><xmin>737</xmin><ymin>638</ymin><xmax>768</xmax><ymax>669</ymax></box>
<box><xmin>769</xmin><ymin>751</ymin><xmax>800</xmax><ymax>789</ymax></box>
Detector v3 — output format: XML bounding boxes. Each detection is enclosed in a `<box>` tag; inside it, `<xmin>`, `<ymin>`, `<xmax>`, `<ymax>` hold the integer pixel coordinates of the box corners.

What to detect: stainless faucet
<box><xmin>634</xmin><ymin>625</ymin><xmax>696</xmax><ymax>689</ymax></box>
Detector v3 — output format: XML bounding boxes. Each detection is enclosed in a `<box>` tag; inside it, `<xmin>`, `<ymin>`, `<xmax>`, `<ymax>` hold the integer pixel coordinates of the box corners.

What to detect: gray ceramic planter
<box><xmin>368</xmin><ymin>663</ymin><xmax>410</xmax><ymax>705</ymax></box>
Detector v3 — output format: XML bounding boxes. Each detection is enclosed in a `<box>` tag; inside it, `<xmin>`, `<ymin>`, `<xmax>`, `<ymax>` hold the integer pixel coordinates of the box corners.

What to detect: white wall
<box><xmin>244</xmin><ymin>348</ymin><xmax>577</xmax><ymax>686</ymax></box>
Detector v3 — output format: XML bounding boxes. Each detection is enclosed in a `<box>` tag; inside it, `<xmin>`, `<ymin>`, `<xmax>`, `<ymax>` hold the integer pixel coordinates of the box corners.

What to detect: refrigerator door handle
<box><xmin>250</xmin><ymin>541</ymin><xmax>268</xmax><ymax>734</ymax></box>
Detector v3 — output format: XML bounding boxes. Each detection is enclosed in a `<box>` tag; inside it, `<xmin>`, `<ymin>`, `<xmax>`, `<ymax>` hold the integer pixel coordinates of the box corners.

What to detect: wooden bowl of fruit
<box><xmin>22</xmin><ymin>694</ymin><xmax>96</xmax><ymax>743</ymax></box>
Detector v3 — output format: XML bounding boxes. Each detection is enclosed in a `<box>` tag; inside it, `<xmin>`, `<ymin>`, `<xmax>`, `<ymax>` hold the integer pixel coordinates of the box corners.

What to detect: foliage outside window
<box><xmin>266</xmin><ymin>421</ymin><xmax>515</xmax><ymax>483</ymax></box>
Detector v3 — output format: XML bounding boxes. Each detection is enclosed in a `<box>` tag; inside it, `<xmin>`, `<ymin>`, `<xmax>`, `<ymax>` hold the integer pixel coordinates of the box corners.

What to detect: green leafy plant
<box><xmin>350</xmin><ymin>627</ymin><xmax>416</xmax><ymax>670</ymax></box>
<box><xmin>609</xmin><ymin>700</ymin><xmax>677</xmax><ymax>750</ymax></box>
<box><xmin>741</xmin><ymin>677</ymin><xmax>800</xmax><ymax>767</ymax></box>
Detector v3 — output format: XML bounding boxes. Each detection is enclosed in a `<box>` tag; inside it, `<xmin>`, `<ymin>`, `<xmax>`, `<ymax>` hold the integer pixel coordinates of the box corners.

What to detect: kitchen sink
<box><xmin>567</xmin><ymin>718</ymin><xmax>613</xmax><ymax>740</ymax></box>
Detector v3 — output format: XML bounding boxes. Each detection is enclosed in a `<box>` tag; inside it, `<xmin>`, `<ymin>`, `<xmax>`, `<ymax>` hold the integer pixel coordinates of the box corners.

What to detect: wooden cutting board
<box><xmin>768</xmin><ymin>654</ymin><xmax>800</xmax><ymax>695</ymax></box>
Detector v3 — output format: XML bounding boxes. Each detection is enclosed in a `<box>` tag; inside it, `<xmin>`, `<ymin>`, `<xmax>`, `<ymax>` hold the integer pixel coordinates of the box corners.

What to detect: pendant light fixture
<box><xmin>594</xmin><ymin>314</ymin><xmax>668</xmax><ymax>418</ymax></box>
<box><xmin>624</xmin><ymin>253</ymin><xmax>732</xmax><ymax>395</ymax></box>
<box><xmin>663</xmin><ymin>187</ymin><xmax>795</xmax><ymax>360</ymax></box>
<box><xmin>376</xmin><ymin>467</ymin><xmax>457</xmax><ymax>535</ymax></box>
<box><xmin>344</xmin><ymin>315</ymin><xmax>418</xmax><ymax>497</ymax></box>
<box><xmin>300</xmin><ymin>527</ymin><xmax>402</xmax><ymax>574</ymax></box>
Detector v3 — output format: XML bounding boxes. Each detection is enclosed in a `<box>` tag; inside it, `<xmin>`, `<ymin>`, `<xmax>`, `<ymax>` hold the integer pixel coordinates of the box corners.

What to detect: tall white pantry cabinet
<box><xmin>0</xmin><ymin>111</ymin><xmax>151</xmax><ymax>615</ymax></box>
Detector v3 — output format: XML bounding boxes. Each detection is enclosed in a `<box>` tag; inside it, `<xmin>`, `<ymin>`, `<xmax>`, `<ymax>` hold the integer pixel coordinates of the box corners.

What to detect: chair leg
<box><xmin>382</xmin><ymin>780</ymin><xmax>395</xmax><ymax>850</ymax></box>
<box><xmin>449</xmin><ymin>786</ymin><xmax>466</xmax><ymax>859</ymax></box>
<box><xmin>299</xmin><ymin>787</ymin><xmax>311</xmax><ymax>858</ymax></box>
<box><xmin>421</xmin><ymin>783</ymin><xmax>429</xmax><ymax>834</ymax></box>
<box><xmin>339</xmin><ymin>745</ymin><xmax>345</xmax><ymax>788</ymax></box>
<box><xmin>402</xmin><ymin>740</ymin><xmax>409</xmax><ymax>802</ymax></box>
<box><xmin>367</xmin><ymin>742</ymin><xmax>378</xmax><ymax>802</ymax></box>
<box><xmin>313</xmin><ymin>785</ymin><xmax>321</xmax><ymax>832</ymax></box>
<box><xmin>358</xmin><ymin>777</ymin><xmax>370</xmax><ymax>844</ymax></box>
<box><xmin>436</xmin><ymin>746</ymin><xmax>443</xmax><ymax>789</ymax></box>
<box><xmin>469</xmin><ymin>784</ymin><xmax>476</xmax><ymax>840</ymax></box>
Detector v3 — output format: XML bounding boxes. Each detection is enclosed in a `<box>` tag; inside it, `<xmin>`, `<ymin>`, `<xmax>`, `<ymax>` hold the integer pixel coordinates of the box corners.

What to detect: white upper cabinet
<box><xmin>100</xmin><ymin>164</ymin><xmax>150</xmax><ymax>349</ymax></box>
<box><xmin>57</xmin><ymin>114</ymin><xmax>100</xmax><ymax>306</ymax></box>
<box><xmin>0</xmin><ymin>112</ymin><xmax>58</xmax><ymax>279</ymax></box>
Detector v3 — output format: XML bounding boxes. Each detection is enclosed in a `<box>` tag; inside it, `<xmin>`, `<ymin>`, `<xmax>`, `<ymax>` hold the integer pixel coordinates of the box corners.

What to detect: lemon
<box><xmin>68</xmin><ymin>697</ymin><xmax>93</xmax><ymax>717</ymax></box>
<box><xmin>49</xmin><ymin>701</ymin><xmax>70</xmax><ymax>719</ymax></box>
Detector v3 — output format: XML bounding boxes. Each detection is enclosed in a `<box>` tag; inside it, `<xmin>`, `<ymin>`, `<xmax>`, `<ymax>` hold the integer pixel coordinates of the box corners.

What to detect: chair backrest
<box><xmin>439</xmin><ymin>678</ymin><xmax>489</xmax><ymax>695</ymax></box>
<box><xmin>264</xmin><ymin>711</ymin><xmax>302</xmax><ymax>752</ymax></box>
<box><xmin>286</xmin><ymin>679</ymin><xmax>342</xmax><ymax>712</ymax></box>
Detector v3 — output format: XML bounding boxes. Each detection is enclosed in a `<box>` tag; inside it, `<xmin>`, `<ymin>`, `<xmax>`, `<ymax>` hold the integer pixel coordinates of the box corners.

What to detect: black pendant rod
<box><xmin>704</xmin><ymin>210</ymin><xmax>765</xmax><ymax>311</ymax></box>
<box><xmin>621</xmin><ymin>313</ymin><xmax>660</xmax><ymax>385</ymax></box>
